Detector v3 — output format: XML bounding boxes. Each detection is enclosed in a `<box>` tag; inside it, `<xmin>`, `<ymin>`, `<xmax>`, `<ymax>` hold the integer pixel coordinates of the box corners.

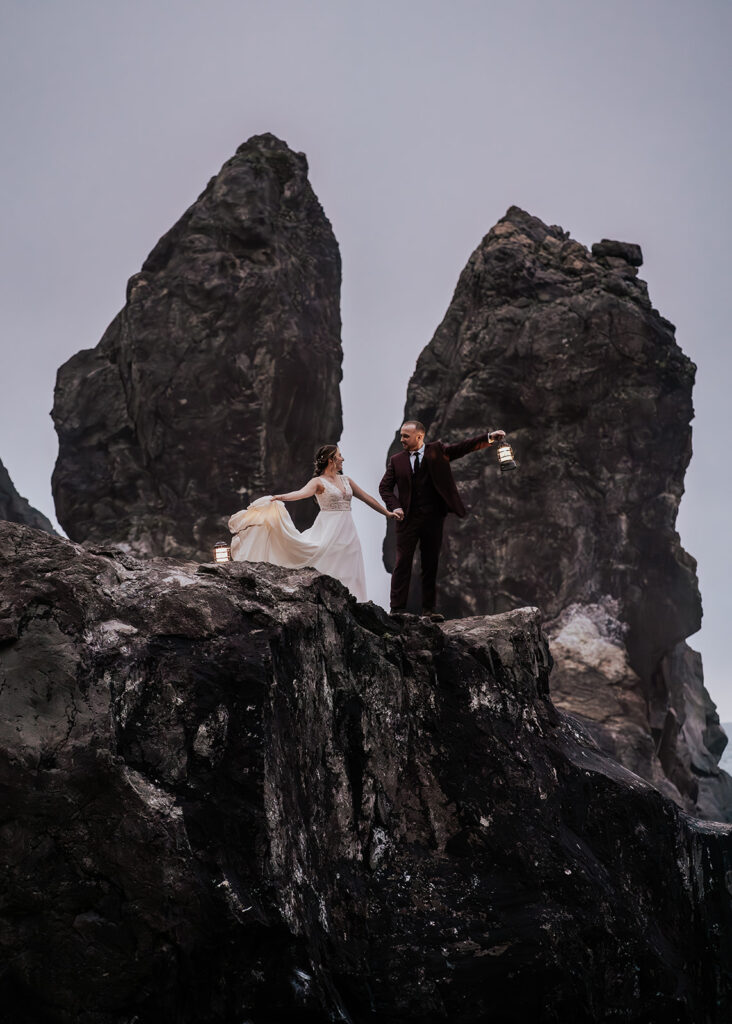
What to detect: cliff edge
<box><xmin>1</xmin><ymin>521</ymin><xmax>730</xmax><ymax>1022</ymax></box>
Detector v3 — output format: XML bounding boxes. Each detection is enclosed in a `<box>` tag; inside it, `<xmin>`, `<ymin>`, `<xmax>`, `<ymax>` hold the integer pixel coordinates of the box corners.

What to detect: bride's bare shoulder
<box><xmin>314</xmin><ymin>477</ymin><xmax>326</xmax><ymax>494</ymax></box>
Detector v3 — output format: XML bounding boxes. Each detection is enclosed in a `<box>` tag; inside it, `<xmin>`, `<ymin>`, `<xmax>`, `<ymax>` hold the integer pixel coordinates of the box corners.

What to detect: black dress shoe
<box><xmin>423</xmin><ymin>611</ymin><xmax>445</xmax><ymax>622</ymax></box>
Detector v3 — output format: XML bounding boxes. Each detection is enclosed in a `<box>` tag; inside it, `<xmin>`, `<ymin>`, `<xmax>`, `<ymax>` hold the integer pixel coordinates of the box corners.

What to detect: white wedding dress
<box><xmin>228</xmin><ymin>476</ymin><xmax>367</xmax><ymax>601</ymax></box>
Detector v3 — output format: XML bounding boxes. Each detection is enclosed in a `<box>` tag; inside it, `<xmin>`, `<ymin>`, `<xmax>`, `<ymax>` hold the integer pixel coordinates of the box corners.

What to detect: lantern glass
<box><xmin>497</xmin><ymin>442</ymin><xmax>517</xmax><ymax>472</ymax></box>
<box><xmin>213</xmin><ymin>542</ymin><xmax>231</xmax><ymax>563</ymax></box>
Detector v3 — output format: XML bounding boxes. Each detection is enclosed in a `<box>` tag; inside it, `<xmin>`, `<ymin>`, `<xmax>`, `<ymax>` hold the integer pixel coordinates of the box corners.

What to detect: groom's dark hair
<box><xmin>403</xmin><ymin>420</ymin><xmax>426</xmax><ymax>434</ymax></box>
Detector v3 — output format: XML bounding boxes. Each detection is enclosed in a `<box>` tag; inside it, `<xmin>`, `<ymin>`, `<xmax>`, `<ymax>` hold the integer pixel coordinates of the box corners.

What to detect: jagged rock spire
<box><xmin>385</xmin><ymin>206</ymin><xmax>730</xmax><ymax>818</ymax></box>
<box><xmin>52</xmin><ymin>134</ymin><xmax>343</xmax><ymax>558</ymax></box>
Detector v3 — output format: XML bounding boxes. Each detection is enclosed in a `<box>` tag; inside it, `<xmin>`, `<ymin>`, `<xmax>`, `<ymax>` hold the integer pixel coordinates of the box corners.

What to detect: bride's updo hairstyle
<box><xmin>313</xmin><ymin>444</ymin><xmax>339</xmax><ymax>477</ymax></box>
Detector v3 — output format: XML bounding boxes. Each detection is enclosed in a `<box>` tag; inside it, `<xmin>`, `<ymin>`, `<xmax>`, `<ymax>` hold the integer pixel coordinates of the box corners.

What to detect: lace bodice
<box><xmin>316</xmin><ymin>475</ymin><xmax>353</xmax><ymax>512</ymax></box>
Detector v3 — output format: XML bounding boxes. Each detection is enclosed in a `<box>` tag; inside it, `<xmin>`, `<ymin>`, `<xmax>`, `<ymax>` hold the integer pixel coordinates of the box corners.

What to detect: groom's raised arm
<box><xmin>379</xmin><ymin>458</ymin><xmax>400</xmax><ymax>512</ymax></box>
<box><xmin>443</xmin><ymin>430</ymin><xmax>504</xmax><ymax>461</ymax></box>
<box><xmin>442</xmin><ymin>433</ymin><xmax>490</xmax><ymax>461</ymax></box>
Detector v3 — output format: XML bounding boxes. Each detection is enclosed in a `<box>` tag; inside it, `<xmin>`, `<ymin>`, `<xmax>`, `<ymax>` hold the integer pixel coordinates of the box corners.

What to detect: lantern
<box><xmin>213</xmin><ymin>541</ymin><xmax>231</xmax><ymax>563</ymax></box>
<box><xmin>496</xmin><ymin>441</ymin><xmax>517</xmax><ymax>472</ymax></box>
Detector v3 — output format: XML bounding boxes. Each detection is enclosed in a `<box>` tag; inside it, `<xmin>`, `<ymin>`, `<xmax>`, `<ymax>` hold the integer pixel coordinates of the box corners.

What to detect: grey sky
<box><xmin>1</xmin><ymin>1</ymin><xmax>730</xmax><ymax>710</ymax></box>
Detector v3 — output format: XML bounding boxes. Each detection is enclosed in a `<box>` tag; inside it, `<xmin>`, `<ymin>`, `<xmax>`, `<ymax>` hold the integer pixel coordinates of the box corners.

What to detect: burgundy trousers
<box><xmin>390</xmin><ymin>511</ymin><xmax>446</xmax><ymax>612</ymax></box>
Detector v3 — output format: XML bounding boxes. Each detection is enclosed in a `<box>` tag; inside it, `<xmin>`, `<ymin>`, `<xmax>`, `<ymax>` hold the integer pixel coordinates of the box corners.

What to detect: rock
<box><xmin>654</xmin><ymin>640</ymin><xmax>732</xmax><ymax>820</ymax></box>
<box><xmin>52</xmin><ymin>133</ymin><xmax>343</xmax><ymax>559</ymax></box>
<box><xmin>0</xmin><ymin>456</ymin><xmax>55</xmax><ymax>533</ymax></box>
<box><xmin>384</xmin><ymin>205</ymin><xmax>729</xmax><ymax>819</ymax></box>
<box><xmin>542</xmin><ymin>598</ymin><xmax>679</xmax><ymax>802</ymax></box>
<box><xmin>591</xmin><ymin>239</ymin><xmax>644</xmax><ymax>265</ymax></box>
<box><xmin>1</xmin><ymin>520</ymin><xmax>731</xmax><ymax>1022</ymax></box>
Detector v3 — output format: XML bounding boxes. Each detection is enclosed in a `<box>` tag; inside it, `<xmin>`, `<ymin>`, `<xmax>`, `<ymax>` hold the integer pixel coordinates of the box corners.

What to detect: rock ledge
<box><xmin>1</xmin><ymin>521</ymin><xmax>731</xmax><ymax>1022</ymax></box>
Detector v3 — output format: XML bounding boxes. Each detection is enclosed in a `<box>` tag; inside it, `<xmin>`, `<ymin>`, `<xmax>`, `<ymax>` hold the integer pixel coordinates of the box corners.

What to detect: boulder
<box><xmin>591</xmin><ymin>239</ymin><xmax>644</xmax><ymax>265</ymax></box>
<box><xmin>0</xmin><ymin>520</ymin><xmax>731</xmax><ymax>1022</ymax></box>
<box><xmin>52</xmin><ymin>133</ymin><xmax>343</xmax><ymax>559</ymax></box>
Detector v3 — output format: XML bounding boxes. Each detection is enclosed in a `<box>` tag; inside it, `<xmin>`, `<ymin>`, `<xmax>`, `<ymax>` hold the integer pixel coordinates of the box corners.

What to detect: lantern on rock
<box><xmin>213</xmin><ymin>541</ymin><xmax>231</xmax><ymax>563</ymax></box>
<box><xmin>496</xmin><ymin>441</ymin><xmax>517</xmax><ymax>473</ymax></box>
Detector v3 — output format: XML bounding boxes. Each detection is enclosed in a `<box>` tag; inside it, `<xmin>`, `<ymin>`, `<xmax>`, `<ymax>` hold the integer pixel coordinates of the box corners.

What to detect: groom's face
<box><xmin>400</xmin><ymin>423</ymin><xmax>424</xmax><ymax>452</ymax></box>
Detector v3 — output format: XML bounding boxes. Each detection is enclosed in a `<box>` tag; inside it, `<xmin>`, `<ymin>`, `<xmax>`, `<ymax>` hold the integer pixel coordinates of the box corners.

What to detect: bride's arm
<box><xmin>348</xmin><ymin>478</ymin><xmax>400</xmax><ymax>518</ymax></box>
<box><xmin>272</xmin><ymin>479</ymin><xmax>323</xmax><ymax>502</ymax></box>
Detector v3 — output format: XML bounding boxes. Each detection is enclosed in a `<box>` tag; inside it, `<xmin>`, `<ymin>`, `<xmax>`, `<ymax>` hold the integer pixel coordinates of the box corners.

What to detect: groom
<box><xmin>379</xmin><ymin>420</ymin><xmax>506</xmax><ymax>619</ymax></box>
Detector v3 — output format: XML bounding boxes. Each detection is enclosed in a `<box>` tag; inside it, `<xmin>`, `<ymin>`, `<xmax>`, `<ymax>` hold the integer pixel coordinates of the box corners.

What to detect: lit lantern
<box><xmin>497</xmin><ymin>441</ymin><xmax>517</xmax><ymax>472</ymax></box>
<box><xmin>213</xmin><ymin>542</ymin><xmax>232</xmax><ymax>563</ymax></box>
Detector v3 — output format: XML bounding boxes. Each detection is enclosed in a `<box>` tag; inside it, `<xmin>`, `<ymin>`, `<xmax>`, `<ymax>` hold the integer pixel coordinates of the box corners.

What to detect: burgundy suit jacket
<box><xmin>379</xmin><ymin>434</ymin><xmax>492</xmax><ymax>519</ymax></box>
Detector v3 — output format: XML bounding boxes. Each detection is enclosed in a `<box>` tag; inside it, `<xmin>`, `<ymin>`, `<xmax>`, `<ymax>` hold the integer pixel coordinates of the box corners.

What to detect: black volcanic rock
<box><xmin>384</xmin><ymin>206</ymin><xmax>730</xmax><ymax>820</ymax></box>
<box><xmin>0</xmin><ymin>456</ymin><xmax>55</xmax><ymax>533</ymax></box>
<box><xmin>52</xmin><ymin>133</ymin><xmax>342</xmax><ymax>559</ymax></box>
<box><xmin>1</xmin><ymin>520</ymin><xmax>731</xmax><ymax>1023</ymax></box>
<box><xmin>591</xmin><ymin>239</ymin><xmax>643</xmax><ymax>265</ymax></box>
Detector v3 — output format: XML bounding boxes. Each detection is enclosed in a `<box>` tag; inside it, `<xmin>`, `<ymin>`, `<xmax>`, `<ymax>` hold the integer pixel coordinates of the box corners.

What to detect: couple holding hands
<box><xmin>229</xmin><ymin>420</ymin><xmax>505</xmax><ymax>618</ymax></box>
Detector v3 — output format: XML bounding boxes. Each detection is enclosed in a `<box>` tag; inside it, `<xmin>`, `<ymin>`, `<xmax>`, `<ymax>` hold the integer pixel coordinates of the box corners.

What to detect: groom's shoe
<box><xmin>423</xmin><ymin>610</ymin><xmax>445</xmax><ymax>623</ymax></box>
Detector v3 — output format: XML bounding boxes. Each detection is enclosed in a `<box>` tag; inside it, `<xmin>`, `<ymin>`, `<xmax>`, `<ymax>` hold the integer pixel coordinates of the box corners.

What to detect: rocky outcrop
<box><xmin>52</xmin><ymin>133</ymin><xmax>342</xmax><ymax>559</ymax></box>
<box><xmin>385</xmin><ymin>206</ymin><xmax>730</xmax><ymax>819</ymax></box>
<box><xmin>0</xmin><ymin>456</ymin><xmax>55</xmax><ymax>533</ymax></box>
<box><xmin>1</xmin><ymin>519</ymin><xmax>731</xmax><ymax>1023</ymax></box>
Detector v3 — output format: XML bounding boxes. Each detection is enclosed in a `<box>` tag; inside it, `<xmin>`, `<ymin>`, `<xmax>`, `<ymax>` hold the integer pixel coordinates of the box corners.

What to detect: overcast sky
<box><xmin>1</xmin><ymin>0</ymin><xmax>730</xmax><ymax>713</ymax></box>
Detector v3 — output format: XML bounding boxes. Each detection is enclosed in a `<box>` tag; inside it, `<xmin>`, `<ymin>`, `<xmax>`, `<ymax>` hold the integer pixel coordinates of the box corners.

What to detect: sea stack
<box><xmin>52</xmin><ymin>134</ymin><xmax>343</xmax><ymax>558</ymax></box>
<box><xmin>384</xmin><ymin>206</ymin><xmax>730</xmax><ymax>819</ymax></box>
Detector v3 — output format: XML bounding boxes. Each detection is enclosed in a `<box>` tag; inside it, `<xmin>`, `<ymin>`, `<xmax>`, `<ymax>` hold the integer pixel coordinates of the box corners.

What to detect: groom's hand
<box><xmin>488</xmin><ymin>429</ymin><xmax>506</xmax><ymax>443</ymax></box>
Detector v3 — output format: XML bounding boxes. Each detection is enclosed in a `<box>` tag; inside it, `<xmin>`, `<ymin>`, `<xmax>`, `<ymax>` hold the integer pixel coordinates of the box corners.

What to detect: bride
<box><xmin>228</xmin><ymin>444</ymin><xmax>400</xmax><ymax>602</ymax></box>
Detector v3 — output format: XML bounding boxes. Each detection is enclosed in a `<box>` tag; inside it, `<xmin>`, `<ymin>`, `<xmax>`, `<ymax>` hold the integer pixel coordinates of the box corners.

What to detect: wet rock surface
<box><xmin>385</xmin><ymin>206</ymin><xmax>729</xmax><ymax>819</ymax></box>
<box><xmin>1</xmin><ymin>520</ymin><xmax>731</xmax><ymax>1023</ymax></box>
<box><xmin>52</xmin><ymin>133</ymin><xmax>342</xmax><ymax>559</ymax></box>
<box><xmin>0</xmin><ymin>456</ymin><xmax>55</xmax><ymax>533</ymax></box>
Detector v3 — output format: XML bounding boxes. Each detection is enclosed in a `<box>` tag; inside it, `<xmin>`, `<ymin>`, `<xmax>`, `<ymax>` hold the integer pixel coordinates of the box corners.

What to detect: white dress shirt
<box><xmin>409</xmin><ymin>443</ymin><xmax>426</xmax><ymax>472</ymax></box>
